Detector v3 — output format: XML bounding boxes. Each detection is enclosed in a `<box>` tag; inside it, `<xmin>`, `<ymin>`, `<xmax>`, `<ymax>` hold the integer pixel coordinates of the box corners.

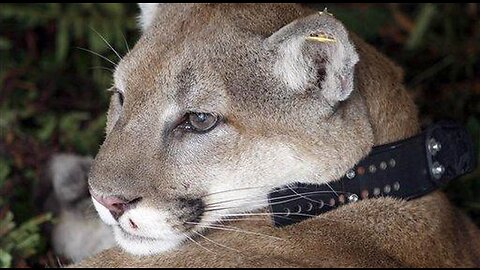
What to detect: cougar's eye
<box><xmin>183</xmin><ymin>112</ymin><xmax>219</xmax><ymax>133</ymax></box>
<box><xmin>109</xmin><ymin>87</ymin><xmax>124</xmax><ymax>106</ymax></box>
<box><xmin>116</xmin><ymin>90</ymin><xmax>124</xmax><ymax>106</ymax></box>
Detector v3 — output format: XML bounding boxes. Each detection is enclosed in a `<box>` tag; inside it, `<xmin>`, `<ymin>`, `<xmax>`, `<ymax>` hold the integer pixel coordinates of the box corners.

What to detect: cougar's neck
<box><xmin>352</xmin><ymin>35</ymin><xmax>420</xmax><ymax>146</ymax></box>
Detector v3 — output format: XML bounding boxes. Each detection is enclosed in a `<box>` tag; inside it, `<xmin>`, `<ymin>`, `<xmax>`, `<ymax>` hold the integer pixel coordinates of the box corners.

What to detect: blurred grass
<box><xmin>0</xmin><ymin>3</ymin><xmax>139</xmax><ymax>267</ymax></box>
<box><xmin>0</xmin><ymin>3</ymin><xmax>479</xmax><ymax>267</ymax></box>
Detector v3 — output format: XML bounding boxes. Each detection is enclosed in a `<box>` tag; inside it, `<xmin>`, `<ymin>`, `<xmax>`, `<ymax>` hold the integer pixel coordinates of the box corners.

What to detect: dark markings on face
<box><xmin>175</xmin><ymin>66</ymin><xmax>196</xmax><ymax>106</ymax></box>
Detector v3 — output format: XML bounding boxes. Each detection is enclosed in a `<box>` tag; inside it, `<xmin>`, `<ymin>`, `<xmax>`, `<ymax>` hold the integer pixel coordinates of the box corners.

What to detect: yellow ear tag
<box><xmin>306</xmin><ymin>33</ymin><xmax>336</xmax><ymax>43</ymax></box>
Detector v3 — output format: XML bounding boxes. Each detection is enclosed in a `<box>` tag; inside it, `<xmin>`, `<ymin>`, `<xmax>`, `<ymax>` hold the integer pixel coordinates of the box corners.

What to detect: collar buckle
<box><xmin>425</xmin><ymin>121</ymin><xmax>476</xmax><ymax>186</ymax></box>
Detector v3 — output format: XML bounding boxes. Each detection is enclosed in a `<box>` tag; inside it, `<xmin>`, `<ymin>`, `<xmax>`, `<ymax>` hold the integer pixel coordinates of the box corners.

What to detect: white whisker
<box><xmin>77</xmin><ymin>47</ymin><xmax>117</xmax><ymax>66</ymax></box>
<box><xmin>287</xmin><ymin>185</ymin><xmax>327</xmax><ymax>206</ymax></box>
<box><xmin>208</xmin><ymin>211</ymin><xmax>343</xmax><ymax>223</ymax></box>
<box><xmin>202</xmin><ymin>184</ymin><xmax>278</xmax><ymax>199</ymax></box>
<box><xmin>56</xmin><ymin>256</ymin><xmax>64</xmax><ymax>268</ymax></box>
<box><xmin>325</xmin><ymin>182</ymin><xmax>339</xmax><ymax>198</ymax></box>
<box><xmin>90</xmin><ymin>27</ymin><xmax>122</xmax><ymax>60</ymax></box>
<box><xmin>205</xmin><ymin>189</ymin><xmax>348</xmax><ymax>212</ymax></box>
<box><xmin>205</xmin><ymin>185</ymin><xmax>300</xmax><ymax>208</ymax></box>
<box><xmin>212</xmin><ymin>217</ymin><xmax>267</xmax><ymax>222</ymax></box>
<box><xmin>192</xmin><ymin>231</ymin><xmax>240</xmax><ymax>253</ymax></box>
<box><xmin>89</xmin><ymin>66</ymin><xmax>115</xmax><ymax>73</ymax></box>
<box><xmin>206</xmin><ymin>193</ymin><xmax>265</xmax><ymax>208</ymax></box>
<box><xmin>182</xmin><ymin>232</ymin><xmax>215</xmax><ymax>254</ymax></box>
<box><xmin>121</xmin><ymin>32</ymin><xmax>131</xmax><ymax>53</ymax></box>
<box><xmin>187</xmin><ymin>222</ymin><xmax>284</xmax><ymax>242</ymax></box>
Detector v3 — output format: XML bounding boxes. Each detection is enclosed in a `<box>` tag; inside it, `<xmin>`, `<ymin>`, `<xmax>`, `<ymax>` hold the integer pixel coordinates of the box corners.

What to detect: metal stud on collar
<box><xmin>348</xmin><ymin>194</ymin><xmax>359</xmax><ymax>203</ymax></box>
<box><xmin>428</xmin><ymin>138</ymin><xmax>442</xmax><ymax>156</ymax></box>
<box><xmin>346</xmin><ymin>169</ymin><xmax>356</xmax><ymax>179</ymax></box>
<box><xmin>431</xmin><ymin>161</ymin><xmax>445</xmax><ymax>179</ymax></box>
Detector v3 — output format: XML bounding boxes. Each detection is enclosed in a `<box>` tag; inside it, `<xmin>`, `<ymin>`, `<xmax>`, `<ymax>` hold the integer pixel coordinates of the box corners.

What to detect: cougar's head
<box><xmin>88</xmin><ymin>3</ymin><xmax>376</xmax><ymax>255</ymax></box>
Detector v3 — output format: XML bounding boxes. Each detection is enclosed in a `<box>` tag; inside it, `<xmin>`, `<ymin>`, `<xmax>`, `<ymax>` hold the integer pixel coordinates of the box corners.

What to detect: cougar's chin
<box><xmin>113</xmin><ymin>226</ymin><xmax>183</xmax><ymax>256</ymax></box>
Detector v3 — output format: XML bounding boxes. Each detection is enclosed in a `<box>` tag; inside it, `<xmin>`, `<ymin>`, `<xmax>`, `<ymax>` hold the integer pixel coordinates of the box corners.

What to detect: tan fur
<box><xmin>76</xmin><ymin>192</ymin><xmax>480</xmax><ymax>267</ymax></box>
<box><xmin>76</xmin><ymin>3</ymin><xmax>479</xmax><ymax>267</ymax></box>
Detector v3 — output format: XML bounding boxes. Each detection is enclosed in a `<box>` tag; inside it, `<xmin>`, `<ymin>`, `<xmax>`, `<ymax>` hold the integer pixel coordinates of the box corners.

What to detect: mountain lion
<box><xmin>75</xmin><ymin>3</ymin><xmax>480</xmax><ymax>267</ymax></box>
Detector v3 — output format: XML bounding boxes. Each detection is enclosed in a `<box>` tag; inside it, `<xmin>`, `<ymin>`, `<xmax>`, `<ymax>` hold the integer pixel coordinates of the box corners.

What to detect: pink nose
<box><xmin>91</xmin><ymin>192</ymin><xmax>141</xmax><ymax>219</ymax></box>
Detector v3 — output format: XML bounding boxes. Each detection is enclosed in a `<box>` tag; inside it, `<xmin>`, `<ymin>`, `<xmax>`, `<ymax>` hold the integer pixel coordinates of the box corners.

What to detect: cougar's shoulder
<box><xmin>75</xmin><ymin>192</ymin><xmax>480</xmax><ymax>267</ymax></box>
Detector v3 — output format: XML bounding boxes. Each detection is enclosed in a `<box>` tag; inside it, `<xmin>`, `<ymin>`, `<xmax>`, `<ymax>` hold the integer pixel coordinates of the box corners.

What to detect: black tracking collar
<box><xmin>268</xmin><ymin>121</ymin><xmax>477</xmax><ymax>227</ymax></box>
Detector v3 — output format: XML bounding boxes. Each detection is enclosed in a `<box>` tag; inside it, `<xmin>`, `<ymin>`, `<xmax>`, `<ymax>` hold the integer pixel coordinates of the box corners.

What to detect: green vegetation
<box><xmin>0</xmin><ymin>3</ymin><xmax>478</xmax><ymax>267</ymax></box>
<box><xmin>1</xmin><ymin>3</ymin><xmax>138</xmax><ymax>267</ymax></box>
<box><xmin>0</xmin><ymin>211</ymin><xmax>52</xmax><ymax>268</ymax></box>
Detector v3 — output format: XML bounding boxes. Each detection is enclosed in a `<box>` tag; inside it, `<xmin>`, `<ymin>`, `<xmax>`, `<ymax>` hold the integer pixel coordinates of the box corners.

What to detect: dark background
<box><xmin>0</xmin><ymin>3</ymin><xmax>479</xmax><ymax>268</ymax></box>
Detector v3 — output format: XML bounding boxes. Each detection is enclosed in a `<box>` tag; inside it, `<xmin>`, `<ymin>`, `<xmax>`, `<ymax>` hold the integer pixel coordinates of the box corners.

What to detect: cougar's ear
<box><xmin>138</xmin><ymin>3</ymin><xmax>161</xmax><ymax>31</ymax></box>
<box><xmin>266</xmin><ymin>11</ymin><xmax>359</xmax><ymax>103</ymax></box>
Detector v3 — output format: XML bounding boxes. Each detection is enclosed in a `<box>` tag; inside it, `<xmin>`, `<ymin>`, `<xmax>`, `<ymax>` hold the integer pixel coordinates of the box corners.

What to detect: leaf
<box><xmin>35</xmin><ymin>114</ymin><xmax>57</xmax><ymax>142</ymax></box>
<box><xmin>0</xmin><ymin>212</ymin><xmax>15</xmax><ymax>238</ymax></box>
<box><xmin>406</xmin><ymin>3</ymin><xmax>437</xmax><ymax>50</ymax></box>
<box><xmin>0</xmin><ymin>160</ymin><xmax>11</xmax><ymax>187</ymax></box>
<box><xmin>55</xmin><ymin>16</ymin><xmax>70</xmax><ymax>63</ymax></box>
<box><xmin>1</xmin><ymin>213</ymin><xmax>52</xmax><ymax>258</ymax></box>
<box><xmin>15</xmin><ymin>234</ymin><xmax>40</xmax><ymax>258</ymax></box>
<box><xmin>0</xmin><ymin>249</ymin><xmax>12</xmax><ymax>268</ymax></box>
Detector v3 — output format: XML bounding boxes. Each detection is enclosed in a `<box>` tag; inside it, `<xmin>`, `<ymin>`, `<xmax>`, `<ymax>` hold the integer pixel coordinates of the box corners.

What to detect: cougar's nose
<box><xmin>91</xmin><ymin>191</ymin><xmax>142</xmax><ymax>219</ymax></box>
